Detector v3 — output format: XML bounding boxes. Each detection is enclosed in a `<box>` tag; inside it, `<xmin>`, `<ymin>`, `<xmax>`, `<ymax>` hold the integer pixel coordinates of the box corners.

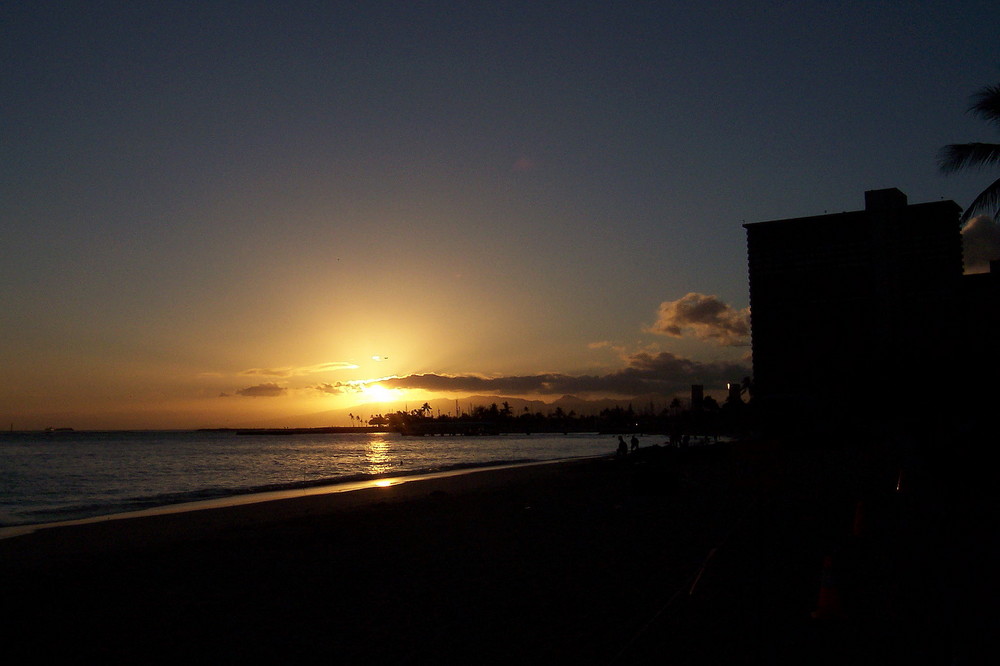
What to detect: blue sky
<box><xmin>3</xmin><ymin>1</ymin><xmax>997</xmax><ymax>428</ymax></box>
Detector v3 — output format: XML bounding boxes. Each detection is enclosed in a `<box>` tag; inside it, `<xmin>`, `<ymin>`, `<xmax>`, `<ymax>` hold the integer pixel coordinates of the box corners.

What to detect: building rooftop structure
<box><xmin>743</xmin><ymin>188</ymin><xmax>995</xmax><ymax>436</ymax></box>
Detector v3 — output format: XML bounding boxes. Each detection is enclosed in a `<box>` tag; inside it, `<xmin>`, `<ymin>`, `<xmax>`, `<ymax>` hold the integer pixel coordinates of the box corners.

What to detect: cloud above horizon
<box><xmin>647</xmin><ymin>293</ymin><xmax>750</xmax><ymax>346</ymax></box>
<box><xmin>355</xmin><ymin>350</ymin><xmax>748</xmax><ymax>397</ymax></box>
<box><xmin>222</xmin><ymin>296</ymin><xmax>754</xmax><ymax>403</ymax></box>
<box><xmin>233</xmin><ymin>382</ymin><xmax>287</xmax><ymax>398</ymax></box>
<box><xmin>241</xmin><ymin>361</ymin><xmax>360</xmax><ymax>377</ymax></box>
<box><xmin>962</xmin><ymin>215</ymin><xmax>1000</xmax><ymax>273</ymax></box>
<box><xmin>309</xmin><ymin>382</ymin><xmax>366</xmax><ymax>395</ymax></box>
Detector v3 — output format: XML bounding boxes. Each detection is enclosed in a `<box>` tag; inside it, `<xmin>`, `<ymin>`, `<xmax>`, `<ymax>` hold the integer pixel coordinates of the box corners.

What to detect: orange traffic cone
<box><xmin>811</xmin><ymin>555</ymin><xmax>843</xmax><ymax>619</ymax></box>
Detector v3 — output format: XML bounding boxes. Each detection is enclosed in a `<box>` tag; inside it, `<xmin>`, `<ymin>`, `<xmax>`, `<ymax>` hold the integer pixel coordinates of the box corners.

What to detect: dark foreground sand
<box><xmin>1</xmin><ymin>441</ymin><xmax>992</xmax><ymax>664</ymax></box>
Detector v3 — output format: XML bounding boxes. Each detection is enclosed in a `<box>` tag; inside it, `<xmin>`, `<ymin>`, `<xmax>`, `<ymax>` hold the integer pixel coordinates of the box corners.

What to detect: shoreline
<box><xmin>0</xmin><ymin>430</ymin><xmax>622</xmax><ymax>532</ymax></box>
<box><xmin>2</xmin><ymin>441</ymin><xmax>980</xmax><ymax>663</ymax></box>
<box><xmin>2</xmin><ymin>449</ymin><xmax>733</xmax><ymax>662</ymax></box>
<box><xmin>0</xmin><ymin>455</ymin><xmax>608</xmax><ymax>541</ymax></box>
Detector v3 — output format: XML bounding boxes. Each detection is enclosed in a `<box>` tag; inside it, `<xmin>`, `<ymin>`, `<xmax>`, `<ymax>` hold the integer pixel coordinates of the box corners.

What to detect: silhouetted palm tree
<box><xmin>939</xmin><ymin>82</ymin><xmax>1000</xmax><ymax>223</ymax></box>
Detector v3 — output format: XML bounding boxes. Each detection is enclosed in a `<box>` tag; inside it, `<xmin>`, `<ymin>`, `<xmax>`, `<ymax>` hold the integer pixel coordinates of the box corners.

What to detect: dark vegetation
<box><xmin>365</xmin><ymin>392</ymin><xmax>753</xmax><ymax>438</ymax></box>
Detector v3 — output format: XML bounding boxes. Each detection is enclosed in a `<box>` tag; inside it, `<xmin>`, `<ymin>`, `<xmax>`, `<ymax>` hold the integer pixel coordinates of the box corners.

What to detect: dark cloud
<box><xmin>372</xmin><ymin>351</ymin><xmax>748</xmax><ymax>397</ymax></box>
<box><xmin>647</xmin><ymin>293</ymin><xmax>750</xmax><ymax>346</ymax></box>
<box><xmin>309</xmin><ymin>382</ymin><xmax>361</xmax><ymax>395</ymax></box>
<box><xmin>379</xmin><ymin>373</ymin><xmax>566</xmax><ymax>394</ymax></box>
<box><xmin>962</xmin><ymin>215</ymin><xmax>1000</xmax><ymax>273</ymax></box>
<box><xmin>234</xmin><ymin>382</ymin><xmax>286</xmax><ymax>397</ymax></box>
<box><xmin>596</xmin><ymin>351</ymin><xmax>749</xmax><ymax>395</ymax></box>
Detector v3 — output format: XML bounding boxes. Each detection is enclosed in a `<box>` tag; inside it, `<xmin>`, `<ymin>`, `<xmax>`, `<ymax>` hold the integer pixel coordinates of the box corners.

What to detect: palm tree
<box><xmin>938</xmin><ymin>82</ymin><xmax>1000</xmax><ymax>224</ymax></box>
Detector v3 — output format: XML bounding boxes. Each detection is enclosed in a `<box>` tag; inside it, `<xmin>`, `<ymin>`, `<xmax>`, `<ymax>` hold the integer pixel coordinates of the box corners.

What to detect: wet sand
<box><xmin>0</xmin><ymin>442</ymin><xmax>986</xmax><ymax>664</ymax></box>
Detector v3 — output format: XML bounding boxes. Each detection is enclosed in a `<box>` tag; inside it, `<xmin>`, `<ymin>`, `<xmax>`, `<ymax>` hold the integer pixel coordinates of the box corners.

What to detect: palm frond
<box><xmin>969</xmin><ymin>84</ymin><xmax>1000</xmax><ymax>128</ymax></box>
<box><xmin>960</xmin><ymin>175</ymin><xmax>1000</xmax><ymax>224</ymax></box>
<box><xmin>938</xmin><ymin>142</ymin><xmax>1000</xmax><ymax>173</ymax></box>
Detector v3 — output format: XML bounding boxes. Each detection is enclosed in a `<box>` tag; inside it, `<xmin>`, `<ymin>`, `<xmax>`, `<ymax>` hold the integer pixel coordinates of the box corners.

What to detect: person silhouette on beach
<box><xmin>630</xmin><ymin>435</ymin><xmax>639</xmax><ymax>452</ymax></box>
<box><xmin>617</xmin><ymin>436</ymin><xmax>628</xmax><ymax>459</ymax></box>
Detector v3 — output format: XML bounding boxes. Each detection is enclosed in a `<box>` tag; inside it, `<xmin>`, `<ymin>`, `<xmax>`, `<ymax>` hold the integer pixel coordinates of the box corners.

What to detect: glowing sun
<box><xmin>360</xmin><ymin>384</ymin><xmax>399</xmax><ymax>403</ymax></box>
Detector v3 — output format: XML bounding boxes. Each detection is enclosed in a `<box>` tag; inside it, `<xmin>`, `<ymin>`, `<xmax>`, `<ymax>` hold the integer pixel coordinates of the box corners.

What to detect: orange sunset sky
<box><xmin>3</xmin><ymin>2</ymin><xmax>997</xmax><ymax>429</ymax></box>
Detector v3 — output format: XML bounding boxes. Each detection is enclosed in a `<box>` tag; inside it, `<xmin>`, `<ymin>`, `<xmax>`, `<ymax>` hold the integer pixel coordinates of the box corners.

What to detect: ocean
<box><xmin>0</xmin><ymin>429</ymin><xmax>618</xmax><ymax>529</ymax></box>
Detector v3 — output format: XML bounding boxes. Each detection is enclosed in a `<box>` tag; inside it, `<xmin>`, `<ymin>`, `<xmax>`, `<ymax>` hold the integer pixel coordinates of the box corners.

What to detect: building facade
<box><xmin>744</xmin><ymin>189</ymin><xmax>967</xmax><ymax>427</ymax></box>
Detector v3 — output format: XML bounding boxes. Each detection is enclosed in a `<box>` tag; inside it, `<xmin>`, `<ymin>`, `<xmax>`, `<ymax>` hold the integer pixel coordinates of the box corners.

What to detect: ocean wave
<box><xmin>0</xmin><ymin>457</ymin><xmax>547</xmax><ymax>528</ymax></box>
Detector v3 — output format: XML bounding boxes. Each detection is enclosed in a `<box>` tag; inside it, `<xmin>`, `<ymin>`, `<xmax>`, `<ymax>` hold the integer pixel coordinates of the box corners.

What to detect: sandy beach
<box><xmin>0</xmin><ymin>441</ymin><xmax>987</xmax><ymax>664</ymax></box>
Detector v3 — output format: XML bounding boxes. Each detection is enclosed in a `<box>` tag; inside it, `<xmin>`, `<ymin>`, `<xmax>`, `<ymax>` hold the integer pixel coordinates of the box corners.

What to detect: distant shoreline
<box><xmin>0</xmin><ymin>455</ymin><xmax>607</xmax><ymax>540</ymax></box>
<box><xmin>226</xmin><ymin>426</ymin><xmax>388</xmax><ymax>435</ymax></box>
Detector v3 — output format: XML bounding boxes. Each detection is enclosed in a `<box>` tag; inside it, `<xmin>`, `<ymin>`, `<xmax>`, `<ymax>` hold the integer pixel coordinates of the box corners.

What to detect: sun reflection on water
<box><xmin>365</xmin><ymin>434</ymin><xmax>395</xmax><ymax>476</ymax></box>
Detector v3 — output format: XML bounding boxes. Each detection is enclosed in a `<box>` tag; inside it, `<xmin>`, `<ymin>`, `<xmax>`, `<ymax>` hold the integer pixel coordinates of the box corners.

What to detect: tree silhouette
<box><xmin>939</xmin><ymin>81</ymin><xmax>1000</xmax><ymax>223</ymax></box>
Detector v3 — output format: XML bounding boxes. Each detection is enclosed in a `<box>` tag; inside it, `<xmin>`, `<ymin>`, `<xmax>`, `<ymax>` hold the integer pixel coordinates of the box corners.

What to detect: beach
<box><xmin>0</xmin><ymin>441</ymin><xmax>986</xmax><ymax>664</ymax></box>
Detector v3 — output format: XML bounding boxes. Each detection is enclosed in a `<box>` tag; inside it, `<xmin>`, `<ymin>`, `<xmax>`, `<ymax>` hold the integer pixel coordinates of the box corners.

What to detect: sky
<box><xmin>3</xmin><ymin>1</ymin><xmax>998</xmax><ymax>429</ymax></box>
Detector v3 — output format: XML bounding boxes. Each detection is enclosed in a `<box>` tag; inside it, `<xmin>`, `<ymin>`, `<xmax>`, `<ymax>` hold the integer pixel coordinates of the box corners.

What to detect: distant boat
<box><xmin>43</xmin><ymin>427</ymin><xmax>75</xmax><ymax>433</ymax></box>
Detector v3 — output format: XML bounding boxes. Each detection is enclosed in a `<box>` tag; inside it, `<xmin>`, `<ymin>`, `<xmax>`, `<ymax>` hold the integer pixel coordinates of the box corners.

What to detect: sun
<box><xmin>360</xmin><ymin>383</ymin><xmax>400</xmax><ymax>403</ymax></box>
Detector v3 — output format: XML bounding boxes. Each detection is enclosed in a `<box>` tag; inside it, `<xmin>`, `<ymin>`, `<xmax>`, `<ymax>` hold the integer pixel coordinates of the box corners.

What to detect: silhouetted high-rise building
<box><xmin>726</xmin><ymin>381</ymin><xmax>742</xmax><ymax>404</ymax></box>
<box><xmin>690</xmin><ymin>384</ymin><xmax>704</xmax><ymax>411</ymax></box>
<box><xmin>744</xmin><ymin>189</ymin><xmax>969</xmax><ymax>427</ymax></box>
